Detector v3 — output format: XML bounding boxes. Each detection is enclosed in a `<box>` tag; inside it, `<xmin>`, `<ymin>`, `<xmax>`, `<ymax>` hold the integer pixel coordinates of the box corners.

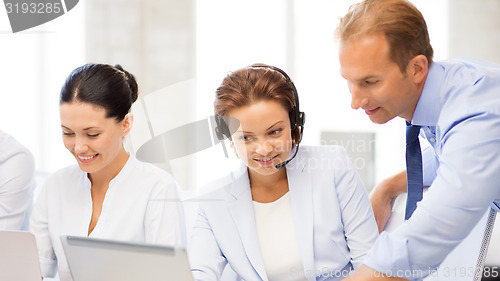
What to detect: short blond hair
<box><xmin>336</xmin><ymin>0</ymin><xmax>433</xmax><ymax>73</ymax></box>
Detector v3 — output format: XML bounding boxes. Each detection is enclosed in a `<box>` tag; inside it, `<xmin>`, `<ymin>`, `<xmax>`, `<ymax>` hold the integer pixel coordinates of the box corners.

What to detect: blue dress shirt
<box><xmin>363</xmin><ymin>58</ymin><xmax>500</xmax><ymax>280</ymax></box>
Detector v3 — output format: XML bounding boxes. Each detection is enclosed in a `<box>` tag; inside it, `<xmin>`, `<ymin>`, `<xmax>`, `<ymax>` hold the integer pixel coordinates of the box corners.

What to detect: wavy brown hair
<box><xmin>214</xmin><ymin>64</ymin><xmax>301</xmax><ymax>144</ymax></box>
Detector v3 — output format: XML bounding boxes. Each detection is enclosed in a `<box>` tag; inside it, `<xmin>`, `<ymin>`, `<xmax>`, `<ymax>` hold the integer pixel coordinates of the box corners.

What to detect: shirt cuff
<box><xmin>39</xmin><ymin>256</ymin><xmax>57</xmax><ymax>278</ymax></box>
<box><xmin>363</xmin><ymin>232</ymin><xmax>413</xmax><ymax>278</ymax></box>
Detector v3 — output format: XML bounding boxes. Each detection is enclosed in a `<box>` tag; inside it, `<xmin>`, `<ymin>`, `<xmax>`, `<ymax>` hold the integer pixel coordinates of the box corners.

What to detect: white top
<box><xmin>0</xmin><ymin>130</ymin><xmax>35</xmax><ymax>230</ymax></box>
<box><xmin>253</xmin><ymin>192</ymin><xmax>307</xmax><ymax>281</ymax></box>
<box><xmin>29</xmin><ymin>155</ymin><xmax>185</xmax><ymax>281</ymax></box>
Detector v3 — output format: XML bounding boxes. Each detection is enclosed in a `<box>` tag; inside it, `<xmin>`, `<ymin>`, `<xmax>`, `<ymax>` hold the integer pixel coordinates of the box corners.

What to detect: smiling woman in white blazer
<box><xmin>189</xmin><ymin>64</ymin><xmax>378</xmax><ymax>281</ymax></box>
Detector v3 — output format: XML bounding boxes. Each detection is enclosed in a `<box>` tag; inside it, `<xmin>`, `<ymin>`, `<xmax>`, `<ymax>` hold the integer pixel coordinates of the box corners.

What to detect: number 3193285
<box><xmin>5</xmin><ymin>2</ymin><xmax>62</xmax><ymax>14</ymax></box>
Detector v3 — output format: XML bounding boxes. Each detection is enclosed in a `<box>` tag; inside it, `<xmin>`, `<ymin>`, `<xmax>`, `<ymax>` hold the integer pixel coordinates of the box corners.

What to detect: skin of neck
<box><xmin>248</xmin><ymin>166</ymin><xmax>290</xmax><ymax>203</ymax></box>
<box><xmin>87</xmin><ymin>145</ymin><xmax>129</xmax><ymax>189</ymax></box>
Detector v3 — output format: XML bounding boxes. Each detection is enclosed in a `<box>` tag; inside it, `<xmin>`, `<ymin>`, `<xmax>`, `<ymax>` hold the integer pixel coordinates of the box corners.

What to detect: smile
<box><xmin>254</xmin><ymin>154</ymin><xmax>279</xmax><ymax>166</ymax></box>
<box><xmin>364</xmin><ymin>107</ymin><xmax>380</xmax><ymax>115</ymax></box>
<box><xmin>77</xmin><ymin>153</ymin><xmax>99</xmax><ymax>163</ymax></box>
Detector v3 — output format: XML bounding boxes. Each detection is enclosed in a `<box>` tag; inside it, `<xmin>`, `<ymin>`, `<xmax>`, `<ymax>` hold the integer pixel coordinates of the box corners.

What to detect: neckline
<box><xmin>253</xmin><ymin>191</ymin><xmax>289</xmax><ymax>205</ymax></box>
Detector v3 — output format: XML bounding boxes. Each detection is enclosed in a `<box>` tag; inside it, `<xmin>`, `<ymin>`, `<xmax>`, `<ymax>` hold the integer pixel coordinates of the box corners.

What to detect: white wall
<box><xmin>195</xmin><ymin>0</ymin><xmax>449</xmax><ymax>190</ymax></box>
<box><xmin>0</xmin><ymin>1</ymin><xmax>85</xmax><ymax>174</ymax></box>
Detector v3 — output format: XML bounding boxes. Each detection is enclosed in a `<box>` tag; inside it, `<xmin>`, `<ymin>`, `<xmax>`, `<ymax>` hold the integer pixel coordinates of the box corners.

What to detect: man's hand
<box><xmin>369</xmin><ymin>171</ymin><xmax>407</xmax><ymax>232</ymax></box>
<box><xmin>343</xmin><ymin>265</ymin><xmax>409</xmax><ymax>281</ymax></box>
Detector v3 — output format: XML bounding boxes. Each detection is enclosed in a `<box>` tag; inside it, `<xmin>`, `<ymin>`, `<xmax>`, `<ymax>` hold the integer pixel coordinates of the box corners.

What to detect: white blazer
<box><xmin>189</xmin><ymin>145</ymin><xmax>378</xmax><ymax>281</ymax></box>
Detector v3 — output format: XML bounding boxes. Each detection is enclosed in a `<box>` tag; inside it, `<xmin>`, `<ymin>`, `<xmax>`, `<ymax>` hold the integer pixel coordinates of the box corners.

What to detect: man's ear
<box><xmin>408</xmin><ymin>54</ymin><xmax>429</xmax><ymax>84</ymax></box>
<box><xmin>121</xmin><ymin>113</ymin><xmax>134</xmax><ymax>136</ymax></box>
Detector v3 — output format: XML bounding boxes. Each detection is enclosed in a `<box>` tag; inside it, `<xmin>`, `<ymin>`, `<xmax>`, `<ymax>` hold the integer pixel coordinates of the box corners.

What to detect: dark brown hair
<box><xmin>60</xmin><ymin>64</ymin><xmax>138</xmax><ymax>121</ymax></box>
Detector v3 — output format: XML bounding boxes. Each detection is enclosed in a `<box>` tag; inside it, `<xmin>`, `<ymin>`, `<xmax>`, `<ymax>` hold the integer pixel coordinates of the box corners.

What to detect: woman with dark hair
<box><xmin>189</xmin><ymin>64</ymin><xmax>378</xmax><ymax>281</ymax></box>
<box><xmin>30</xmin><ymin>64</ymin><xmax>185</xmax><ymax>281</ymax></box>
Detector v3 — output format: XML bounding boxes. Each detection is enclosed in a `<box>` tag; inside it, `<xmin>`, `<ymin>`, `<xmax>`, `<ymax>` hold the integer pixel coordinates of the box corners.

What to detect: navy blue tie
<box><xmin>405</xmin><ymin>121</ymin><xmax>423</xmax><ymax>220</ymax></box>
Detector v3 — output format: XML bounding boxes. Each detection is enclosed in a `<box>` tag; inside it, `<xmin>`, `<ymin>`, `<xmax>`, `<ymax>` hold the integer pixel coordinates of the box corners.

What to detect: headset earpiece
<box><xmin>215</xmin><ymin>115</ymin><xmax>232</xmax><ymax>141</ymax></box>
<box><xmin>297</xmin><ymin>112</ymin><xmax>305</xmax><ymax>127</ymax></box>
<box><xmin>295</xmin><ymin>111</ymin><xmax>305</xmax><ymax>143</ymax></box>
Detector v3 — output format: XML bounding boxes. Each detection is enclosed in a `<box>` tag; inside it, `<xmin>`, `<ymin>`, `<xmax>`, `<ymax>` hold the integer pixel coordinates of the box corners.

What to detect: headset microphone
<box><xmin>275</xmin><ymin>145</ymin><xmax>299</xmax><ymax>170</ymax></box>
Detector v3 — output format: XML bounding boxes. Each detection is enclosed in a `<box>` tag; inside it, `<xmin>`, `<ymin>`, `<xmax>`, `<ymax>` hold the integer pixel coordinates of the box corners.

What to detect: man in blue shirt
<box><xmin>336</xmin><ymin>0</ymin><xmax>500</xmax><ymax>280</ymax></box>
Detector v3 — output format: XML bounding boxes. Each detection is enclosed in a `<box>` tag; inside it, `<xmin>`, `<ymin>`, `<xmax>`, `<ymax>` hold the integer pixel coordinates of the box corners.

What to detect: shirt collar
<box><xmin>82</xmin><ymin>153</ymin><xmax>135</xmax><ymax>189</ymax></box>
<box><xmin>411</xmin><ymin>62</ymin><xmax>445</xmax><ymax>127</ymax></box>
<box><xmin>110</xmin><ymin>153</ymin><xmax>135</xmax><ymax>185</ymax></box>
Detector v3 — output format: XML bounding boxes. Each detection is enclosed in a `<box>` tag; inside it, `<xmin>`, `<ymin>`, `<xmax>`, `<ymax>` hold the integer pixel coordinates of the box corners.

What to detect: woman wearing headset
<box><xmin>30</xmin><ymin>64</ymin><xmax>185</xmax><ymax>281</ymax></box>
<box><xmin>189</xmin><ymin>64</ymin><xmax>378</xmax><ymax>281</ymax></box>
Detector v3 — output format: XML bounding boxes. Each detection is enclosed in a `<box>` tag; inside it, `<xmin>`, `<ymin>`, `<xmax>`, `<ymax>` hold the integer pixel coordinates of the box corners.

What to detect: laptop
<box><xmin>61</xmin><ymin>235</ymin><xmax>194</xmax><ymax>281</ymax></box>
<box><xmin>0</xmin><ymin>231</ymin><xmax>42</xmax><ymax>281</ymax></box>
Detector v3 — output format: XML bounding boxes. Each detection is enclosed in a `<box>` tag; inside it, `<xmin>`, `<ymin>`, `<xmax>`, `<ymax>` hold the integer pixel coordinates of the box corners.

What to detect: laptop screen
<box><xmin>61</xmin><ymin>235</ymin><xmax>193</xmax><ymax>281</ymax></box>
<box><xmin>0</xmin><ymin>231</ymin><xmax>42</xmax><ymax>281</ymax></box>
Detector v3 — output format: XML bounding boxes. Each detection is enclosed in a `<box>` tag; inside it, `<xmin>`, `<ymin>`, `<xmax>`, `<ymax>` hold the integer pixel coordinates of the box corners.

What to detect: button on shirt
<box><xmin>364</xmin><ymin>58</ymin><xmax>500</xmax><ymax>280</ymax></box>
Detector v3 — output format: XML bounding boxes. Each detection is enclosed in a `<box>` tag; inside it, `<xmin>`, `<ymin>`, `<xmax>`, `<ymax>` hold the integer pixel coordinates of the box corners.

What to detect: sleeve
<box><xmin>29</xmin><ymin>183</ymin><xmax>58</xmax><ymax>278</ymax></box>
<box><xmin>363</xmin><ymin>112</ymin><xmax>500</xmax><ymax>280</ymax></box>
<box><xmin>0</xmin><ymin>149</ymin><xmax>35</xmax><ymax>230</ymax></box>
<box><xmin>334</xmin><ymin>147</ymin><xmax>379</xmax><ymax>269</ymax></box>
<box><xmin>144</xmin><ymin>180</ymin><xmax>186</xmax><ymax>248</ymax></box>
<box><xmin>189</xmin><ymin>206</ymin><xmax>228</xmax><ymax>281</ymax></box>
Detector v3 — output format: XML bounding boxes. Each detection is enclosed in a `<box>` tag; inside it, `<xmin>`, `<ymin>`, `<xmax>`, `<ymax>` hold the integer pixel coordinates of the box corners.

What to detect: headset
<box><xmin>215</xmin><ymin>64</ymin><xmax>305</xmax><ymax>169</ymax></box>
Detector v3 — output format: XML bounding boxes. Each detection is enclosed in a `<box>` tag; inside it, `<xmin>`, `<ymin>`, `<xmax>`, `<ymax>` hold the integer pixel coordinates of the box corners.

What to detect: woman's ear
<box><xmin>292</xmin><ymin>127</ymin><xmax>301</xmax><ymax>147</ymax></box>
<box><xmin>121</xmin><ymin>113</ymin><xmax>134</xmax><ymax>136</ymax></box>
<box><xmin>229</xmin><ymin>141</ymin><xmax>240</xmax><ymax>159</ymax></box>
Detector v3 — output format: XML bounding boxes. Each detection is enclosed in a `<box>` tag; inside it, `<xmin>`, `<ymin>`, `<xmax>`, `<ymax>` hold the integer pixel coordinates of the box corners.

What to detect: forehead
<box><xmin>227</xmin><ymin>100</ymin><xmax>289</xmax><ymax>131</ymax></box>
<box><xmin>339</xmin><ymin>33</ymin><xmax>395</xmax><ymax>80</ymax></box>
<box><xmin>60</xmin><ymin>102</ymin><xmax>113</xmax><ymax>127</ymax></box>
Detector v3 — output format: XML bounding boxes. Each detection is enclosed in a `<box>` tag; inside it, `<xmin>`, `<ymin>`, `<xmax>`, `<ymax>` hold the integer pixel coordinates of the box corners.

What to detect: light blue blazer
<box><xmin>189</xmin><ymin>145</ymin><xmax>378</xmax><ymax>281</ymax></box>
